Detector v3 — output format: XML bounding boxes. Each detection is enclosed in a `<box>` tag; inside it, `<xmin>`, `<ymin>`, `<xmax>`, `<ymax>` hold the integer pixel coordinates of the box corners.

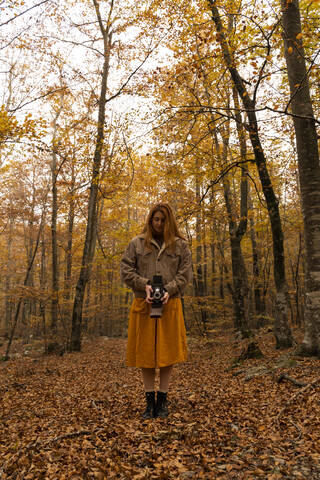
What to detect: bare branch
<box><xmin>8</xmin><ymin>87</ymin><xmax>66</xmax><ymax>114</ymax></box>
<box><xmin>105</xmin><ymin>33</ymin><xmax>167</xmax><ymax>105</ymax></box>
<box><xmin>0</xmin><ymin>0</ymin><xmax>51</xmax><ymax>28</ymax></box>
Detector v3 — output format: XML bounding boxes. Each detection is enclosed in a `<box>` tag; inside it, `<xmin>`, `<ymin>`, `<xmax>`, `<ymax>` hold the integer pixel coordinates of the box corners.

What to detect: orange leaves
<box><xmin>0</xmin><ymin>105</ymin><xmax>18</xmax><ymax>141</ymax></box>
<box><xmin>1</xmin><ymin>333</ymin><xmax>320</xmax><ymax>479</ymax></box>
<box><xmin>0</xmin><ymin>105</ymin><xmax>42</xmax><ymax>146</ymax></box>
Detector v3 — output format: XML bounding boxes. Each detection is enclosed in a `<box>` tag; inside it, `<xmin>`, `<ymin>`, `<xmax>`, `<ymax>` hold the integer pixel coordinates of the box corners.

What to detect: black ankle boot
<box><xmin>142</xmin><ymin>391</ymin><xmax>156</xmax><ymax>419</ymax></box>
<box><xmin>155</xmin><ymin>391</ymin><xmax>168</xmax><ymax>418</ymax></box>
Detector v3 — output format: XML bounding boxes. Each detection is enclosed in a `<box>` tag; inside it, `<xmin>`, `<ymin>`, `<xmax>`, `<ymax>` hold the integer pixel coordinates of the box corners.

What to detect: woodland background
<box><xmin>0</xmin><ymin>0</ymin><xmax>319</xmax><ymax>354</ymax></box>
<box><xmin>1</xmin><ymin>1</ymin><xmax>320</xmax><ymax>479</ymax></box>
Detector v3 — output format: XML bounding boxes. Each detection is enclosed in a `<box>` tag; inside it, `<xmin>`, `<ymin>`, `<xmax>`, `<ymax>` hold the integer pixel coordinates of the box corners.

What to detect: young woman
<box><xmin>121</xmin><ymin>203</ymin><xmax>192</xmax><ymax>419</ymax></box>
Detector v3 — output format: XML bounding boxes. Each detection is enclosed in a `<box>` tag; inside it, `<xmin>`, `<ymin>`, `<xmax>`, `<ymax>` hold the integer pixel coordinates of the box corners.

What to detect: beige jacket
<box><xmin>120</xmin><ymin>234</ymin><xmax>192</xmax><ymax>298</ymax></box>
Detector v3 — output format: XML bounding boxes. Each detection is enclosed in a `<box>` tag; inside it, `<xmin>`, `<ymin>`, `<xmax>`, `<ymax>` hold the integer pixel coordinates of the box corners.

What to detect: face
<box><xmin>151</xmin><ymin>210</ymin><xmax>165</xmax><ymax>235</ymax></box>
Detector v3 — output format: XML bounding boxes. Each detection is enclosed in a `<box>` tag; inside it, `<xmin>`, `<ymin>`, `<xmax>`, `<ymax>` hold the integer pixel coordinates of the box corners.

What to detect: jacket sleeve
<box><xmin>120</xmin><ymin>240</ymin><xmax>149</xmax><ymax>292</ymax></box>
<box><xmin>164</xmin><ymin>240</ymin><xmax>192</xmax><ymax>297</ymax></box>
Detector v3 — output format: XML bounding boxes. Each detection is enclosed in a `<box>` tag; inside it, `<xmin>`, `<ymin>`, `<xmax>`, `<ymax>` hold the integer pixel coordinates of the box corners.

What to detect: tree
<box><xmin>69</xmin><ymin>0</ymin><xmax>114</xmax><ymax>351</ymax></box>
<box><xmin>4</xmin><ymin>198</ymin><xmax>47</xmax><ymax>360</ymax></box>
<box><xmin>50</xmin><ymin>88</ymin><xmax>65</xmax><ymax>333</ymax></box>
<box><xmin>281</xmin><ymin>0</ymin><xmax>320</xmax><ymax>356</ymax></box>
<box><xmin>207</xmin><ymin>0</ymin><xmax>293</xmax><ymax>348</ymax></box>
<box><xmin>219</xmin><ymin>88</ymin><xmax>250</xmax><ymax>334</ymax></box>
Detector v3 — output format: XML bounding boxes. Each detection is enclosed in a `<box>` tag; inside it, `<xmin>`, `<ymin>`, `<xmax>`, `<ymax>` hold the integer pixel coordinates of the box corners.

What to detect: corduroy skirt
<box><xmin>126</xmin><ymin>297</ymin><xmax>187</xmax><ymax>368</ymax></box>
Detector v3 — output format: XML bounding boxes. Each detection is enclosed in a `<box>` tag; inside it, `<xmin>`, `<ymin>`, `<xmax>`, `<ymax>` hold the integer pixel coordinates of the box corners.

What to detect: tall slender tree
<box><xmin>281</xmin><ymin>0</ymin><xmax>320</xmax><ymax>356</ymax></box>
<box><xmin>207</xmin><ymin>0</ymin><xmax>293</xmax><ymax>348</ymax></box>
<box><xmin>69</xmin><ymin>0</ymin><xmax>114</xmax><ymax>351</ymax></box>
<box><xmin>50</xmin><ymin>88</ymin><xmax>65</xmax><ymax>333</ymax></box>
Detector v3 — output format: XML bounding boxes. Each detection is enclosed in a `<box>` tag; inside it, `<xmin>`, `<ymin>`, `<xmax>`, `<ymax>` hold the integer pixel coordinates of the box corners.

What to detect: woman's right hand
<box><xmin>145</xmin><ymin>284</ymin><xmax>153</xmax><ymax>303</ymax></box>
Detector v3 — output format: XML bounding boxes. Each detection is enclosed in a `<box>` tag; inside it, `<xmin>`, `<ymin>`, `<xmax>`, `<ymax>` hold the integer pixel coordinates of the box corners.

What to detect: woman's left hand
<box><xmin>162</xmin><ymin>292</ymin><xmax>170</xmax><ymax>304</ymax></box>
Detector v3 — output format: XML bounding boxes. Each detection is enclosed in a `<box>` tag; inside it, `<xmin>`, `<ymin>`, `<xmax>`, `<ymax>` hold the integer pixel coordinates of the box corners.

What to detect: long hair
<box><xmin>142</xmin><ymin>203</ymin><xmax>185</xmax><ymax>249</ymax></box>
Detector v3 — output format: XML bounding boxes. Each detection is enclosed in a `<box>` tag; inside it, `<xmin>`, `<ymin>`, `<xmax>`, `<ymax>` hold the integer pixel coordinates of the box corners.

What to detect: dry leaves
<box><xmin>0</xmin><ymin>330</ymin><xmax>319</xmax><ymax>479</ymax></box>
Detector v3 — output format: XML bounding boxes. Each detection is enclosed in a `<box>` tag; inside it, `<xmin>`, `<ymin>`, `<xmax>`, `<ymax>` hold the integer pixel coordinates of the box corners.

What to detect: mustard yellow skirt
<box><xmin>126</xmin><ymin>297</ymin><xmax>187</xmax><ymax>368</ymax></box>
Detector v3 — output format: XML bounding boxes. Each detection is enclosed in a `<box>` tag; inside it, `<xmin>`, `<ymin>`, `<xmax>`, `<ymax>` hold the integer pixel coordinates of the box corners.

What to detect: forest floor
<box><xmin>0</xmin><ymin>327</ymin><xmax>319</xmax><ymax>480</ymax></box>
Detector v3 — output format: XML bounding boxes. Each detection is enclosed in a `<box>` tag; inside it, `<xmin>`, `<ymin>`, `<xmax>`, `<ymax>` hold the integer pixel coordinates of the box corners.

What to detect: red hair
<box><xmin>143</xmin><ymin>203</ymin><xmax>185</xmax><ymax>249</ymax></box>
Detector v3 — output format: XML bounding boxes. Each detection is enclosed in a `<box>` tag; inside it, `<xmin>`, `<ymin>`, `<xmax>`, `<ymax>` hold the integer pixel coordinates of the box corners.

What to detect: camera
<box><xmin>150</xmin><ymin>275</ymin><xmax>165</xmax><ymax>318</ymax></box>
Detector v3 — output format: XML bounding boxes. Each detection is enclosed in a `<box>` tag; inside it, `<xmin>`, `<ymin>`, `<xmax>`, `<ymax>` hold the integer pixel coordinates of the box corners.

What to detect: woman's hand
<box><xmin>145</xmin><ymin>284</ymin><xmax>153</xmax><ymax>303</ymax></box>
<box><xmin>162</xmin><ymin>291</ymin><xmax>170</xmax><ymax>304</ymax></box>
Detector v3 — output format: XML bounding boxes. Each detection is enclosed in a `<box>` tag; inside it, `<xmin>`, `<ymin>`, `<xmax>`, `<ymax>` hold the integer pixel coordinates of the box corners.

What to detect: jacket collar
<box><xmin>138</xmin><ymin>233</ymin><xmax>180</xmax><ymax>242</ymax></box>
<box><xmin>138</xmin><ymin>234</ymin><xmax>179</xmax><ymax>254</ymax></box>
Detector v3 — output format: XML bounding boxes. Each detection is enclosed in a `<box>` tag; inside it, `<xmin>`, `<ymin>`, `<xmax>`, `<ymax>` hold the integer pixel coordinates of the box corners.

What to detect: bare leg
<box><xmin>141</xmin><ymin>368</ymin><xmax>156</xmax><ymax>392</ymax></box>
<box><xmin>159</xmin><ymin>365</ymin><xmax>173</xmax><ymax>392</ymax></box>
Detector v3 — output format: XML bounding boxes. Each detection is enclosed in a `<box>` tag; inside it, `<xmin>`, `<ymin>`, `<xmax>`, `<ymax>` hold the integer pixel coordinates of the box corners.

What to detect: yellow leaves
<box><xmin>266</xmin><ymin>55</ymin><xmax>272</xmax><ymax>61</ymax></box>
<box><xmin>0</xmin><ymin>105</ymin><xmax>19</xmax><ymax>141</ymax></box>
<box><xmin>0</xmin><ymin>105</ymin><xmax>42</xmax><ymax>145</ymax></box>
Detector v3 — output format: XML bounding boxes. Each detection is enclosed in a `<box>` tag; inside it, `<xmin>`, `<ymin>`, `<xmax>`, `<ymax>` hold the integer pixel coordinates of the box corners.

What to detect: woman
<box><xmin>121</xmin><ymin>203</ymin><xmax>192</xmax><ymax>419</ymax></box>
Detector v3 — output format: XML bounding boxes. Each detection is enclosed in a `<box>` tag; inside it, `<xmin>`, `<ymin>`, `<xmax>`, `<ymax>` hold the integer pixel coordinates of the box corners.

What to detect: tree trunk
<box><xmin>40</xmin><ymin>226</ymin><xmax>48</xmax><ymax>352</ymax></box>
<box><xmin>200</xmin><ymin>32</ymin><xmax>250</xmax><ymax>333</ymax></box>
<box><xmin>64</xmin><ymin>161</ymin><xmax>75</xmax><ymax>302</ymax></box>
<box><xmin>69</xmin><ymin>2</ymin><xmax>112</xmax><ymax>351</ymax></box>
<box><xmin>22</xmin><ymin>171</ymin><xmax>37</xmax><ymax>340</ymax></box>
<box><xmin>221</xmin><ymin>166</ymin><xmax>250</xmax><ymax>333</ymax></box>
<box><xmin>248</xmin><ymin>193</ymin><xmax>266</xmax><ymax>323</ymax></box>
<box><xmin>5</xmin><ymin>208</ymin><xmax>46</xmax><ymax>360</ymax></box>
<box><xmin>203</xmin><ymin>226</ymin><xmax>208</xmax><ymax>299</ymax></box>
<box><xmin>195</xmin><ymin>160</ymin><xmax>208</xmax><ymax>330</ymax></box>
<box><xmin>50</xmin><ymin>94</ymin><xmax>64</xmax><ymax>333</ymax></box>
<box><xmin>219</xmin><ymin>263</ymin><xmax>224</xmax><ymax>299</ymax></box>
<box><xmin>232</xmin><ymin>86</ymin><xmax>250</xmax><ymax>332</ymax></box>
<box><xmin>281</xmin><ymin>0</ymin><xmax>320</xmax><ymax>356</ymax></box>
<box><xmin>208</xmin><ymin>0</ymin><xmax>293</xmax><ymax>348</ymax></box>
<box><xmin>105</xmin><ymin>268</ymin><xmax>113</xmax><ymax>336</ymax></box>
<box><xmin>4</xmin><ymin>213</ymin><xmax>14</xmax><ymax>337</ymax></box>
<box><xmin>210</xmin><ymin>194</ymin><xmax>216</xmax><ymax>298</ymax></box>
<box><xmin>212</xmin><ymin>97</ymin><xmax>250</xmax><ymax>334</ymax></box>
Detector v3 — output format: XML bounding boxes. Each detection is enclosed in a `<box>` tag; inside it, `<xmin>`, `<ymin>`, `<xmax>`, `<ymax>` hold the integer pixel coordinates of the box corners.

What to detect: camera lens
<box><xmin>153</xmin><ymin>288</ymin><xmax>161</xmax><ymax>300</ymax></box>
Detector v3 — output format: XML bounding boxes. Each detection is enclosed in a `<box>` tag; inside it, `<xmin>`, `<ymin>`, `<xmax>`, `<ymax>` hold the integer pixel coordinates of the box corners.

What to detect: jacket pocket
<box><xmin>136</xmin><ymin>250</ymin><xmax>152</xmax><ymax>278</ymax></box>
<box><xmin>164</xmin><ymin>251</ymin><xmax>180</xmax><ymax>275</ymax></box>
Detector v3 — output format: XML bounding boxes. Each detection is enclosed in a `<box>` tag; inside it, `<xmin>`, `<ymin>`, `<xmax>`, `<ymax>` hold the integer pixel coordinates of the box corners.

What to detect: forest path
<box><xmin>0</xmin><ymin>331</ymin><xmax>319</xmax><ymax>479</ymax></box>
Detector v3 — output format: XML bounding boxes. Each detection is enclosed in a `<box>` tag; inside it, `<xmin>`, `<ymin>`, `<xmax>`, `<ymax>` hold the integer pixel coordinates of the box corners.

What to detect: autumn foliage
<box><xmin>0</xmin><ymin>0</ymin><xmax>320</xmax><ymax>475</ymax></box>
<box><xmin>1</xmin><ymin>330</ymin><xmax>320</xmax><ymax>479</ymax></box>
